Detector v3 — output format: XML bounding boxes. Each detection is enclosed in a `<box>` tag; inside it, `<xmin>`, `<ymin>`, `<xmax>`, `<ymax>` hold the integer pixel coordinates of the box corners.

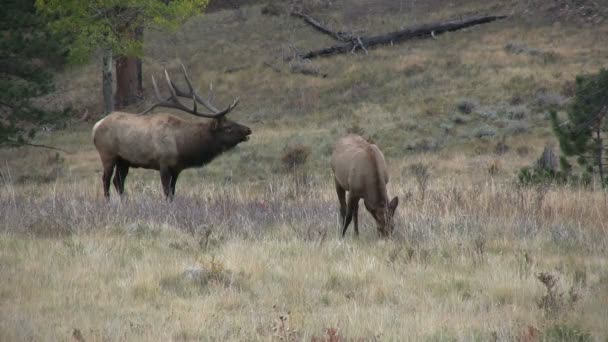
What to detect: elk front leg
<box><xmin>101</xmin><ymin>158</ymin><xmax>116</xmax><ymax>200</ymax></box>
<box><xmin>160</xmin><ymin>168</ymin><xmax>174</xmax><ymax>201</ymax></box>
<box><xmin>342</xmin><ymin>194</ymin><xmax>359</xmax><ymax>237</ymax></box>
<box><xmin>112</xmin><ymin>159</ymin><xmax>130</xmax><ymax>196</ymax></box>
<box><xmin>353</xmin><ymin>201</ymin><xmax>360</xmax><ymax>236</ymax></box>
<box><xmin>169</xmin><ymin>170</ymin><xmax>181</xmax><ymax>197</ymax></box>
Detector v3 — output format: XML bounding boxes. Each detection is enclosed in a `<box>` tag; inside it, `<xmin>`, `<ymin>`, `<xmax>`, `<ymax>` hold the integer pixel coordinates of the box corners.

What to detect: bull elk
<box><xmin>331</xmin><ymin>134</ymin><xmax>399</xmax><ymax>237</ymax></box>
<box><xmin>92</xmin><ymin>64</ymin><xmax>252</xmax><ymax>200</ymax></box>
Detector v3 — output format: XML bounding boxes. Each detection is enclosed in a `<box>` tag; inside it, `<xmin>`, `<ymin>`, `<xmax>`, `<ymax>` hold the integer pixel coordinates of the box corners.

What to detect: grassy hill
<box><xmin>1</xmin><ymin>1</ymin><xmax>608</xmax><ymax>340</ymax></box>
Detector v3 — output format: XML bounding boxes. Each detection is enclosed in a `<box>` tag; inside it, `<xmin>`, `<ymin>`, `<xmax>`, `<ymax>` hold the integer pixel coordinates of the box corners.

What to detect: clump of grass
<box><xmin>456</xmin><ymin>98</ymin><xmax>478</xmax><ymax>114</ymax></box>
<box><xmin>281</xmin><ymin>144</ymin><xmax>312</xmax><ymax>196</ymax></box>
<box><xmin>487</xmin><ymin>159</ymin><xmax>502</xmax><ymax>177</ymax></box>
<box><xmin>311</xmin><ymin>328</ymin><xmax>344</xmax><ymax>342</ymax></box>
<box><xmin>161</xmin><ymin>257</ymin><xmax>238</xmax><ymax>297</ymax></box>
<box><xmin>473</xmin><ymin>125</ymin><xmax>497</xmax><ymax>138</ymax></box>
<box><xmin>281</xmin><ymin>144</ymin><xmax>311</xmax><ymax>172</ymax></box>
<box><xmin>410</xmin><ymin>163</ymin><xmax>431</xmax><ymax>203</ymax></box>
<box><xmin>494</xmin><ymin>135</ymin><xmax>509</xmax><ymax>155</ymax></box>
<box><xmin>260</xmin><ymin>2</ymin><xmax>284</xmax><ymax>16</ymax></box>
<box><xmin>271</xmin><ymin>306</ymin><xmax>298</xmax><ymax>341</ymax></box>
<box><xmin>541</xmin><ymin>324</ymin><xmax>592</xmax><ymax>342</ymax></box>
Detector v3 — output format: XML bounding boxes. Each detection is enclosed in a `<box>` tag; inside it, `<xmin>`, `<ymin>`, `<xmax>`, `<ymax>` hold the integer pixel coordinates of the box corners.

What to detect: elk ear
<box><xmin>389</xmin><ymin>196</ymin><xmax>399</xmax><ymax>213</ymax></box>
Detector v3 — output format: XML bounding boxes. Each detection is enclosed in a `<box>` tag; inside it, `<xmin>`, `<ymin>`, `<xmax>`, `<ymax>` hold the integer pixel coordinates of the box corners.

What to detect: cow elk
<box><xmin>331</xmin><ymin>134</ymin><xmax>399</xmax><ymax>237</ymax></box>
<box><xmin>92</xmin><ymin>64</ymin><xmax>252</xmax><ymax>200</ymax></box>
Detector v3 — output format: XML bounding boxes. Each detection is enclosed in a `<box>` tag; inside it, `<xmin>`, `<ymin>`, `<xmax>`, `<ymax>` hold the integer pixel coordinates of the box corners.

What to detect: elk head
<box><xmin>366</xmin><ymin>196</ymin><xmax>399</xmax><ymax>236</ymax></box>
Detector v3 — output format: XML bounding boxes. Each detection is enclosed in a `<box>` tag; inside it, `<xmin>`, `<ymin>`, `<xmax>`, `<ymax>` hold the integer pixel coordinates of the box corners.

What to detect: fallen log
<box><xmin>298</xmin><ymin>15</ymin><xmax>507</xmax><ymax>60</ymax></box>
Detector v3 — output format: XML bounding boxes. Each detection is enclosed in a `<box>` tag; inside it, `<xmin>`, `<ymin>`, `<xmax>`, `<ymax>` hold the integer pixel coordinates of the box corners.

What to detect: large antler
<box><xmin>139</xmin><ymin>64</ymin><xmax>239</xmax><ymax>118</ymax></box>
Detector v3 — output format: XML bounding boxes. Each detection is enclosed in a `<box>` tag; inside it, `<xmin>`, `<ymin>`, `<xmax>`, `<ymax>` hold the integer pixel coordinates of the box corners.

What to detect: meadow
<box><xmin>1</xmin><ymin>0</ymin><xmax>608</xmax><ymax>340</ymax></box>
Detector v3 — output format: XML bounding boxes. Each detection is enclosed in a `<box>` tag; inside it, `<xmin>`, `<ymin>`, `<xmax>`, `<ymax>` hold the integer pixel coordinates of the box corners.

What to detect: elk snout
<box><xmin>243</xmin><ymin>127</ymin><xmax>252</xmax><ymax>141</ymax></box>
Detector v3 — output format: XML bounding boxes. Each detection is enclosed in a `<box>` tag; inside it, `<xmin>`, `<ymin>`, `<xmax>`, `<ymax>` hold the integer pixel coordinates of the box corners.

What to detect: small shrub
<box><xmin>456</xmin><ymin>98</ymin><xmax>477</xmax><ymax>114</ymax></box>
<box><xmin>541</xmin><ymin>324</ymin><xmax>592</xmax><ymax>342</ymax></box>
<box><xmin>404</xmin><ymin>138</ymin><xmax>440</xmax><ymax>153</ymax></box>
<box><xmin>506</xmin><ymin>121</ymin><xmax>530</xmax><ymax>135</ymax></box>
<box><xmin>516</xmin><ymin>146</ymin><xmax>530</xmax><ymax>157</ymax></box>
<box><xmin>440</xmin><ymin>122</ymin><xmax>454</xmax><ymax>132</ymax></box>
<box><xmin>281</xmin><ymin>144</ymin><xmax>311</xmax><ymax>171</ymax></box>
<box><xmin>311</xmin><ymin>328</ymin><xmax>344</xmax><ymax>342</ymax></box>
<box><xmin>346</xmin><ymin>119</ymin><xmax>365</xmax><ymax>136</ymax></box>
<box><xmin>451</xmin><ymin>114</ymin><xmax>469</xmax><ymax>124</ymax></box>
<box><xmin>534</xmin><ymin>90</ymin><xmax>567</xmax><ymax>111</ymax></box>
<box><xmin>261</xmin><ymin>2</ymin><xmax>283</xmax><ymax>16</ymax></box>
<box><xmin>536</xmin><ymin>272</ymin><xmax>580</xmax><ymax>318</ymax></box>
<box><xmin>473</xmin><ymin>125</ymin><xmax>496</xmax><ymax>138</ymax></box>
<box><xmin>410</xmin><ymin>163</ymin><xmax>430</xmax><ymax>202</ymax></box>
<box><xmin>518</xmin><ymin>146</ymin><xmax>566</xmax><ymax>186</ymax></box>
<box><xmin>487</xmin><ymin>160</ymin><xmax>501</xmax><ymax>177</ymax></box>
<box><xmin>494</xmin><ymin>136</ymin><xmax>509</xmax><ymax>155</ymax></box>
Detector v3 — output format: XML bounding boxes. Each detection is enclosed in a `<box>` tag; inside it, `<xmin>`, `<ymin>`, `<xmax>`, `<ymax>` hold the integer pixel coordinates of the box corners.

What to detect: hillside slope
<box><xmin>5</xmin><ymin>0</ymin><xmax>608</xmax><ymax>184</ymax></box>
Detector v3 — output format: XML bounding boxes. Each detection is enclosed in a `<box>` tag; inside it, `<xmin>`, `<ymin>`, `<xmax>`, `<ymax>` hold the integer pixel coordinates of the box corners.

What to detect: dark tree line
<box><xmin>0</xmin><ymin>0</ymin><xmax>69</xmax><ymax>146</ymax></box>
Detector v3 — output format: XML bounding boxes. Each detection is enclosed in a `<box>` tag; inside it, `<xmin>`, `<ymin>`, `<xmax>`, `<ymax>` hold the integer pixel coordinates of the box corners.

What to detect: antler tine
<box><xmin>152</xmin><ymin>75</ymin><xmax>163</xmax><ymax>101</ymax></box>
<box><xmin>163</xmin><ymin>68</ymin><xmax>208</xmax><ymax>117</ymax></box>
<box><xmin>138</xmin><ymin>75</ymin><xmax>167</xmax><ymax>115</ymax></box>
<box><xmin>180</xmin><ymin>63</ymin><xmax>221</xmax><ymax>113</ymax></box>
<box><xmin>164</xmin><ymin>69</ymin><xmax>180</xmax><ymax>101</ymax></box>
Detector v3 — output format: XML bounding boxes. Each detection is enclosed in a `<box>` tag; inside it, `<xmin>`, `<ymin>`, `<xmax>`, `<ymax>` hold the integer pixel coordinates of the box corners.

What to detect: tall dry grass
<box><xmin>1</xmin><ymin>174</ymin><xmax>607</xmax><ymax>341</ymax></box>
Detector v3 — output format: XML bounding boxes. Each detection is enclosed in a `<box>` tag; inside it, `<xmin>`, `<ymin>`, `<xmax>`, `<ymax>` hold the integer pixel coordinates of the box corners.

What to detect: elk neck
<box><xmin>174</xmin><ymin>121</ymin><xmax>226</xmax><ymax>168</ymax></box>
<box><xmin>363</xmin><ymin>144</ymin><xmax>390</xmax><ymax>210</ymax></box>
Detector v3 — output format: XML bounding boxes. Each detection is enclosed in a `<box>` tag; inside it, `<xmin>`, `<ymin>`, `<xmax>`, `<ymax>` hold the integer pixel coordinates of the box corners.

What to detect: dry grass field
<box><xmin>2</xmin><ymin>0</ymin><xmax>608</xmax><ymax>341</ymax></box>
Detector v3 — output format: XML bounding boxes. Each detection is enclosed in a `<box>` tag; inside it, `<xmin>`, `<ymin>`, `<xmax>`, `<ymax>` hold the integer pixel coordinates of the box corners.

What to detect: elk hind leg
<box><xmin>342</xmin><ymin>194</ymin><xmax>359</xmax><ymax>237</ymax></box>
<box><xmin>335</xmin><ymin>180</ymin><xmax>347</xmax><ymax>226</ymax></box>
<box><xmin>160</xmin><ymin>168</ymin><xmax>180</xmax><ymax>201</ymax></box>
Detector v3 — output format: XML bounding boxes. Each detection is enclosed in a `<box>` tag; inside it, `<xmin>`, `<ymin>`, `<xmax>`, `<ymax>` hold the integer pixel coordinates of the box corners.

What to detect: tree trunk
<box><xmin>114</xmin><ymin>25</ymin><xmax>144</xmax><ymax>110</ymax></box>
<box><xmin>597</xmin><ymin>127</ymin><xmax>604</xmax><ymax>186</ymax></box>
<box><xmin>102</xmin><ymin>48</ymin><xmax>114</xmax><ymax>115</ymax></box>
<box><xmin>114</xmin><ymin>56</ymin><xmax>141</xmax><ymax>109</ymax></box>
<box><xmin>135</xmin><ymin>26</ymin><xmax>144</xmax><ymax>95</ymax></box>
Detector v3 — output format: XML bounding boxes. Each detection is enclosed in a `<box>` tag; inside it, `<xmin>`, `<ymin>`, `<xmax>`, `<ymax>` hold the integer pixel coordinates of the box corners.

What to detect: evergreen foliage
<box><xmin>0</xmin><ymin>0</ymin><xmax>69</xmax><ymax>146</ymax></box>
<box><xmin>35</xmin><ymin>0</ymin><xmax>210</xmax><ymax>63</ymax></box>
<box><xmin>550</xmin><ymin>68</ymin><xmax>608</xmax><ymax>185</ymax></box>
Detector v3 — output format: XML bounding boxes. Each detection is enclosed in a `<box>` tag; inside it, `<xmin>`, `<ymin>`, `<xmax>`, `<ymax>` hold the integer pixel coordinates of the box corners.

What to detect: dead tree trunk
<box><xmin>102</xmin><ymin>48</ymin><xmax>114</xmax><ymax>115</ymax></box>
<box><xmin>297</xmin><ymin>15</ymin><xmax>507</xmax><ymax>60</ymax></box>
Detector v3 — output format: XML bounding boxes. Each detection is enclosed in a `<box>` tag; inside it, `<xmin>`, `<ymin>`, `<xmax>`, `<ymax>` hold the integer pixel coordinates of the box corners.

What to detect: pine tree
<box><xmin>550</xmin><ymin>69</ymin><xmax>608</xmax><ymax>185</ymax></box>
<box><xmin>0</xmin><ymin>0</ymin><xmax>68</xmax><ymax>146</ymax></box>
<box><xmin>36</xmin><ymin>0</ymin><xmax>209</xmax><ymax>114</ymax></box>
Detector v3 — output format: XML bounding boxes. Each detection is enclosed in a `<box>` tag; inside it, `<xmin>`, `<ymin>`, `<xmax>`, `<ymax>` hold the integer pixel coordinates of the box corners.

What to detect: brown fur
<box><xmin>92</xmin><ymin>111</ymin><xmax>251</xmax><ymax>200</ymax></box>
<box><xmin>331</xmin><ymin>134</ymin><xmax>399</xmax><ymax>237</ymax></box>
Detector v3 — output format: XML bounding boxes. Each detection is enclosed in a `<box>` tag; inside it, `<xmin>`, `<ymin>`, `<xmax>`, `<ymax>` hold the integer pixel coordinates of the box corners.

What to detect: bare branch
<box><xmin>290</xmin><ymin>12</ymin><xmax>354</xmax><ymax>42</ymax></box>
<box><xmin>4</xmin><ymin>138</ymin><xmax>72</xmax><ymax>154</ymax></box>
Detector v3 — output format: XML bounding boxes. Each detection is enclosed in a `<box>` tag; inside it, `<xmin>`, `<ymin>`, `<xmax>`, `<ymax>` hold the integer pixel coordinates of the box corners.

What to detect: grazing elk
<box><xmin>331</xmin><ymin>134</ymin><xmax>399</xmax><ymax>237</ymax></box>
<box><xmin>92</xmin><ymin>65</ymin><xmax>252</xmax><ymax>200</ymax></box>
